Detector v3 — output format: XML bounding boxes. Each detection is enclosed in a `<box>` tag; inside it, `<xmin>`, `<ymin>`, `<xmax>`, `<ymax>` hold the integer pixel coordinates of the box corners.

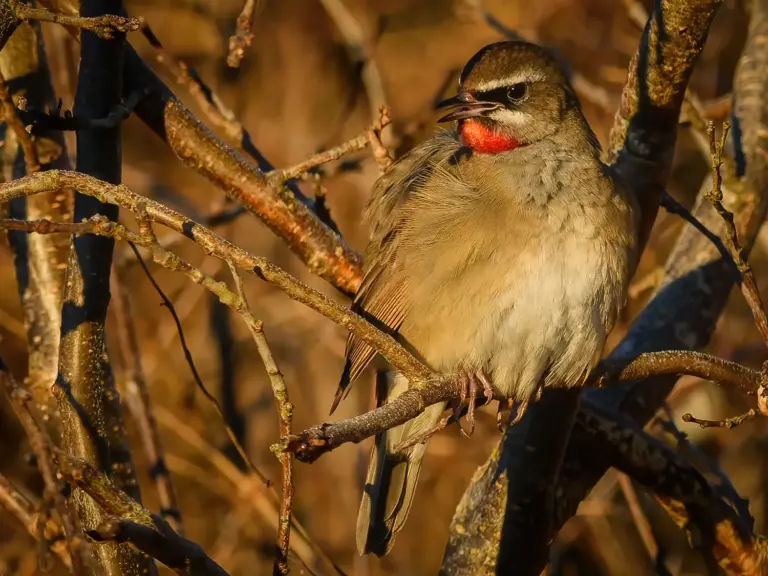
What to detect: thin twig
<box><xmin>660</xmin><ymin>191</ymin><xmax>737</xmax><ymax>277</ymax></box>
<box><xmin>127</xmin><ymin>241</ymin><xmax>209</xmax><ymax>398</ymax></box>
<box><xmin>0</xmin><ymin>70</ymin><xmax>39</xmax><ymax>174</ymax></box>
<box><xmin>318</xmin><ymin>0</ymin><xmax>389</xmax><ymax>133</ymax></box>
<box><xmin>0</xmin><ymin>170</ymin><xmax>431</xmax><ymax>381</ymax></box>
<box><xmin>682</xmin><ymin>409</ymin><xmax>758</xmax><ymax>429</ymax></box>
<box><xmin>11</xmin><ymin>0</ymin><xmax>140</xmax><ymax>39</ymax></box>
<box><xmin>267</xmin><ymin>107</ymin><xmax>392</xmax><ymax>184</ymax></box>
<box><xmin>655</xmin><ymin>407</ymin><xmax>752</xmax><ymax>521</ymax></box>
<box><xmin>705</xmin><ymin>121</ymin><xmax>768</xmax><ymax>347</ymax></box>
<box><xmin>110</xmin><ymin>268</ymin><xmax>184</xmax><ymax>534</ymax></box>
<box><xmin>128</xmin><ymin>205</ymin><xmax>260</xmax><ymax>479</ymax></box>
<box><xmin>139</xmin><ymin>22</ymin><xmax>266</xmax><ymax>167</ymax></box>
<box><xmin>155</xmin><ymin>406</ymin><xmax>340</xmax><ymax>575</ymax></box>
<box><xmin>617</xmin><ymin>473</ymin><xmax>658</xmax><ymax>562</ymax></box>
<box><xmin>366</xmin><ymin>107</ymin><xmax>394</xmax><ymax>173</ymax></box>
<box><xmin>227</xmin><ymin>0</ymin><xmax>259</xmax><ymax>68</ymax></box>
<box><xmin>227</xmin><ymin>262</ymin><xmax>294</xmax><ymax>575</ymax></box>
<box><xmin>0</xmin><ymin>358</ymin><xmax>86</xmax><ymax>574</ymax></box>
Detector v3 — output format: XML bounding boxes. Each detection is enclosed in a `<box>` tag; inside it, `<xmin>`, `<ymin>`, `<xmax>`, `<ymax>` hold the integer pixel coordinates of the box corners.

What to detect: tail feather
<box><xmin>356</xmin><ymin>373</ymin><xmax>446</xmax><ymax>556</ymax></box>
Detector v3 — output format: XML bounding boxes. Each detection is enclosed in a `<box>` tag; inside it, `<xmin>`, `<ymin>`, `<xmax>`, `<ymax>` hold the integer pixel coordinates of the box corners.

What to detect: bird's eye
<box><xmin>506</xmin><ymin>83</ymin><xmax>528</xmax><ymax>102</ymax></box>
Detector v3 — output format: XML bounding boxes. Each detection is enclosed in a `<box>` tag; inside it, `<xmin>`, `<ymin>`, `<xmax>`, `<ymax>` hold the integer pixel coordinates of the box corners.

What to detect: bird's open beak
<box><xmin>436</xmin><ymin>92</ymin><xmax>500</xmax><ymax>123</ymax></box>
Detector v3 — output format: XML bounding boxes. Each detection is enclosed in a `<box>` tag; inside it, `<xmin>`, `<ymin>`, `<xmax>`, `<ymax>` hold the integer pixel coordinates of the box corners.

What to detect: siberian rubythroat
<box><xmin>331</xmin><ymin>40</ymin><xmax>640</xmax><ymax>556</ymax></box>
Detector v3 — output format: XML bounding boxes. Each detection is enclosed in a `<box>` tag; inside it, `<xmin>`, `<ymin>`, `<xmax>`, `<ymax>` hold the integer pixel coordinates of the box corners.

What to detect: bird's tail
<box><xmin>356</xmin><ymin>372</ymin><xmax>447</xmax><ymax>556</ymax></box>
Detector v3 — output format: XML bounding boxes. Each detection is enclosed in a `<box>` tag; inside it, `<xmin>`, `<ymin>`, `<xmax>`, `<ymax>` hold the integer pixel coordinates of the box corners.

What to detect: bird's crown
<box><xmin>458</xmin><ymin>41</ymin><xmax>568</xmax><ymax>94</ymax></box>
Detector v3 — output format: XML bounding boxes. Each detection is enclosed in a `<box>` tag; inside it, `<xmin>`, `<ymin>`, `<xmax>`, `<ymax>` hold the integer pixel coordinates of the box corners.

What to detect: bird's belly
<box><xmin>399</xmin><ymin>234</ymin><xmax>622</xmax><ymax>402</ymax></box>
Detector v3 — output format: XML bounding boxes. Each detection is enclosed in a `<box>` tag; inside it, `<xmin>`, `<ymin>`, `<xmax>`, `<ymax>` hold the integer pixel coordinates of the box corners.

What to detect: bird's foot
<box><xmin>498</xmin><ymin>398</ymin><xmax>530</xmax><ymax>430</ymax></box>
<box><xmin>496</xmin><ymin>388</ymin><xmax>544</xmax><ymax>430</ymax></box>
<box><xmin>456</xmin><ymin>368</ymin><xmax>496</xmax><ymax>438</ymax></box>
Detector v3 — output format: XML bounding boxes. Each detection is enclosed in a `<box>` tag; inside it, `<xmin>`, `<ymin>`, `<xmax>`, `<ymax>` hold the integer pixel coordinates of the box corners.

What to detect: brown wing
<box><xmin>330</xmin><ymin>131</ymin><xmax>461</xmax><ymax>414</ymax></box>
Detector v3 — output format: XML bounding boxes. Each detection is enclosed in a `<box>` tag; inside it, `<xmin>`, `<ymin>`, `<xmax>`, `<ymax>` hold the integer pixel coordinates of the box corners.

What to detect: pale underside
<box><xmin>342</xmin><ymin>129</ymin><xmax>637</xmax><ymax>405</ymax></box>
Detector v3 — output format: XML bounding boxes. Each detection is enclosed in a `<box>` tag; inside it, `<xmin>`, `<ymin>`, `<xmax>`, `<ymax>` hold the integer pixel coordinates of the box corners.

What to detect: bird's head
<box><xmin>437</xmin><ymin>41</ymin><xmax>581</xmax><ymax>155</ymax></box>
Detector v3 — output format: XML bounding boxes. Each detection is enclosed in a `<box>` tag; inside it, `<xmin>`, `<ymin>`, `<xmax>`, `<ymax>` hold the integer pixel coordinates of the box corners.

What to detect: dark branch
<box><xmin>88</xmin><ymin>517</ymin><xmax>228</xmax><ymax>576</ymax></box>
<box><xmin>57</xmin><ymin>452</ymin><xmax>227</xmax><ymax>576</ymax></box>
<box><xmin>54</xmin><ymin>1</ymin><xmax>153</xmax><ymax>573</ymax></box>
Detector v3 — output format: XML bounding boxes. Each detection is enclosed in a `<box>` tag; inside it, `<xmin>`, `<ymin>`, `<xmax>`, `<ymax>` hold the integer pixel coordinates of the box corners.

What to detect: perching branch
<box><xmin>2</xmin><ymin>180</ymin><xmax>767</xmax><ymax>463</ymax></box>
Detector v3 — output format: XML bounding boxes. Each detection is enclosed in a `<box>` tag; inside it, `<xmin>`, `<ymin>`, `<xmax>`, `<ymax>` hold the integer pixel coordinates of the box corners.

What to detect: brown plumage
<box><xmin>333</xmin><ymin>41</ymin><xmax>640</xmax><ymax>556</ymax></box>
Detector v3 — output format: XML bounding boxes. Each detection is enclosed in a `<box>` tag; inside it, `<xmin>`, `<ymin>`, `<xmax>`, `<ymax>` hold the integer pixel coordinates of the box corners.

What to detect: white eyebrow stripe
<box><xmin>473</xmin><ymin>69</ymin><xmax>547</xmax><ymax>92</ymax></box>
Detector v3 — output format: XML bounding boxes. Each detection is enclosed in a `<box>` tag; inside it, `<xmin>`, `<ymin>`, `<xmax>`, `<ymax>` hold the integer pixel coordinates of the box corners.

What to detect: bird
<box><xmin>330</xmin><ymin>40</ymin><xmax>640</xmax><ymax>557</ymax></box>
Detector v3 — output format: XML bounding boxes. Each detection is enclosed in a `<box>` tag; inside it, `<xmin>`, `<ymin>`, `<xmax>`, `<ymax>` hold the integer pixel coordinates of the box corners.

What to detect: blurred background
<box><xmin>0</xmin><ymin>0</ymin><xmax>764</xmax><ymax>574</ymax></box>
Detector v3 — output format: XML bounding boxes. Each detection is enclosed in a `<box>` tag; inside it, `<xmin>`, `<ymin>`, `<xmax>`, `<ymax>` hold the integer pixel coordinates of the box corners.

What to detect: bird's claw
<box><xmin>456</xmin><ymin>368</ymin><xmax>495</xmax><ymax>438</ymax></box>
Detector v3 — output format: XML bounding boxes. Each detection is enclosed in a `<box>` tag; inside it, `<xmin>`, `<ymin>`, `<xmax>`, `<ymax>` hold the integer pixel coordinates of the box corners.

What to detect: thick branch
<box><xmin>27</xmin><ymin>2</ymin><xmax>365</xmax><ymax>294</ymax></box>
<box><xmin>575</xmin><ymin>406</ymin><xmax>763</xmax><ymax>574</ymax></box>
<box><xmin>122</xmin><ymin>42</ymin><xmax>363</xmax><ymax>295</ymax></box>
<box><xmin>88</xmin><ymin>517</ymin><xmax>228</xmax><ymax>576</ymax></box>
<box><xmin>55</xmin><ymin>1</ymin><xmax>152</xmax><ymax>574</ymax></box>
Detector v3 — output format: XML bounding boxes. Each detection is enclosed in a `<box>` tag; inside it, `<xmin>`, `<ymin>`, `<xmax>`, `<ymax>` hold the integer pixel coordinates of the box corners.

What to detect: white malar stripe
<box><xmin>473</xmin><ymin>68</ymin><xmax>547</xmax><ymax>92</ymax></box>
<box><xmin>487</xmin><ymin>108</ymin><xmax>531</xmax><ymax>128</ymax></box>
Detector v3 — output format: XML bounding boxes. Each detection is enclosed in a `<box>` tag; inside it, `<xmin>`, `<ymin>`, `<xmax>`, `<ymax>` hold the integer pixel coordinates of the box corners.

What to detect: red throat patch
<box><xmin>459</xmin><ymin>120</ymin><xmax>522</xmax><ymax>154</ymax></box>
